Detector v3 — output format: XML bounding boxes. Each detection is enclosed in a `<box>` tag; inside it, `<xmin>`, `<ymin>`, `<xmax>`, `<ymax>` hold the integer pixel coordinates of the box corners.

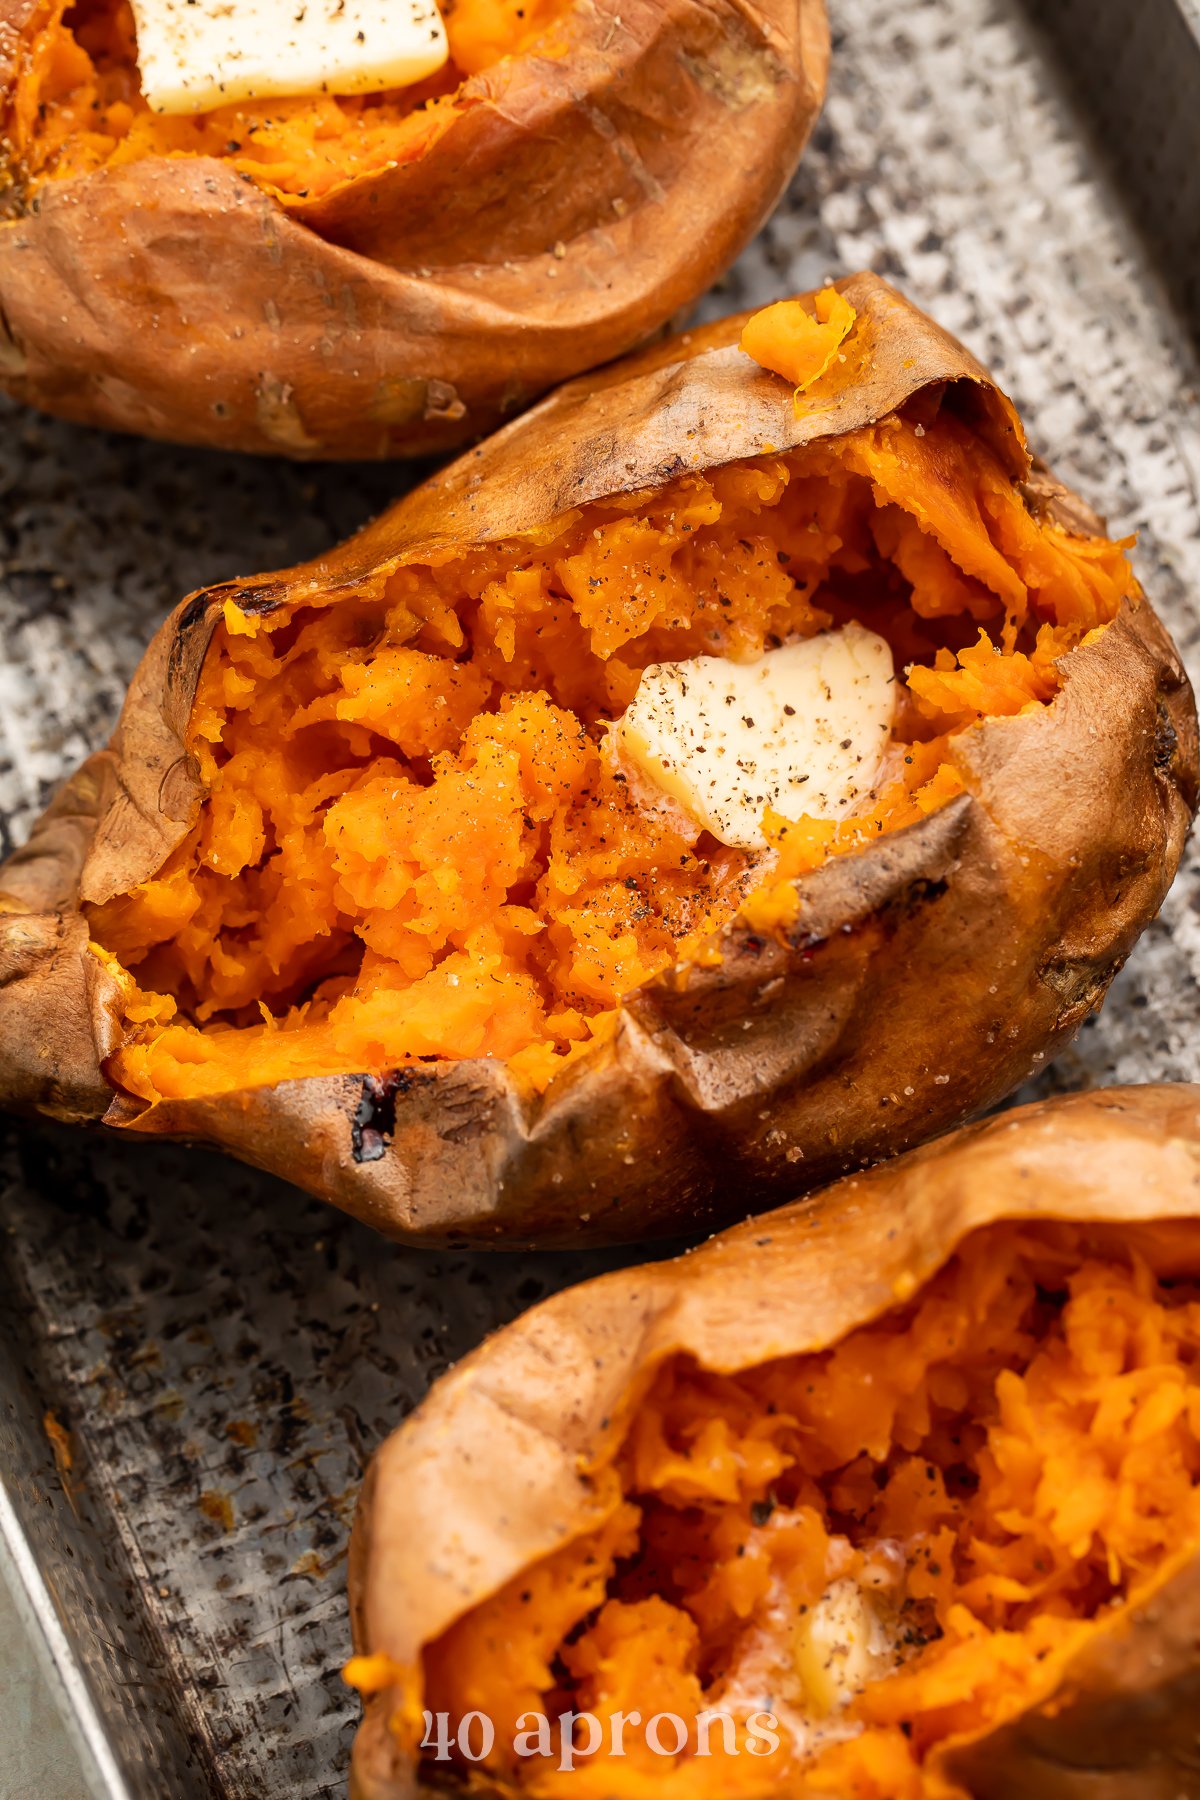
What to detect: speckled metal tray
<box><xmin>2</xmin><ymin>0</ymin><xmax>1200</xmax><ymax>1794</ymax></box>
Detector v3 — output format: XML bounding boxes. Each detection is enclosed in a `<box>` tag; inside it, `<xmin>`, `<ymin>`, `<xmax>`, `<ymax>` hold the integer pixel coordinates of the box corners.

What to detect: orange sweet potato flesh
<box><xmin>346</xmin><ymin>1084</ymin><xmax>1200</xmax><ymax>1799</ymax></box>
<box><xmin>0</xmin><ymin>0</ymin><xmax>829</xmax><ymax>456</ymax></box>
<box><xmin>0</xmin><ymin>275</ymin><xmax>1195</xmax><ymax>1247</ymax></box>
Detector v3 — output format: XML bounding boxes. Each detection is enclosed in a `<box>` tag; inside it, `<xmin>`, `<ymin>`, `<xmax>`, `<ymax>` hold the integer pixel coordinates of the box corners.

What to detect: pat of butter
<box><xmin>130</xmin><ymin>0</ymin><xmax>449</xmax><ymax>115</ymax></box>
<box><xmin>613</xmin><ymin>625</ymin><xmax>895</xmax><ymax>850</ymax></box>
<box><xmin>793</xmin><ymin>1577</ymin><xmax>898</xmax><ymax>1716</ymax></box>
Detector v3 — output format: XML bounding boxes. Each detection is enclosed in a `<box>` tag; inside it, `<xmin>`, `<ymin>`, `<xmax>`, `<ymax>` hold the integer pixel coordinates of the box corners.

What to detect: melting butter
<box><xmin>792</xmin><ymin>1576</ymin><xmax>902</xmax><ymax>1717</ymax></box>
<box><xmin>130</xmin><ymin>0</ymin><xmax>449</xmax><ymax>115</ymax></box>
<box><xmin>612</xmin><ymin>625</ymin><xmax>895</xmax><ymax>850</ymax></box>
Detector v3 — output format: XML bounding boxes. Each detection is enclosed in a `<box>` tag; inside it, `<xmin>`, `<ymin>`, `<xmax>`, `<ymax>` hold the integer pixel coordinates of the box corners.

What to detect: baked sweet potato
<box><xmin>345</xmin><ymin>1082</ymin><xmax>1200</xmax><ymax>1800</ymax></box>
<box><xmin>0</xmin><ymin>0</ymin><xmax>828</xmax><ymax>457</ymax></box>
<box><xmin>0</xmin><ymin>274</ymin><xmax>1194</xmax><ymax>1246</ymax></box>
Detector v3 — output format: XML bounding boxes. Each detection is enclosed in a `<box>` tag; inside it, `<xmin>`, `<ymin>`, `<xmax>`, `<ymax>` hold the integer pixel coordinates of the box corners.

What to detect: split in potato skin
<box><xmin>5</xmin><ymin>0</ymin><xmax>566</xmax><ymax>205</ymax></box>
<box><xmin>85</xmin><ymin>399</ymin><xmax>1132</xmax><ymax>1105</ymax></box>
<box><xmin>370</xmin><ymin>1217</ymin><xmax>1200</xmax><ymax>1798</ymax></box>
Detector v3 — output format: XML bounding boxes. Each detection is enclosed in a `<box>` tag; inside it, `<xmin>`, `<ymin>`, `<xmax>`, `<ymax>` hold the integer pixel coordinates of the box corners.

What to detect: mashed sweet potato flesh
<box><xmin>4</xmin><ymin>0</ymin><xmax>565</xmax><ymax>205</ymax></box>
<box><xmin>86</xmin><ymin>408</ymin><xmax>1131</xmax><ymax>1103</ymax></box>
<box><xmin>412</xmin><ymin>1222</ymin><xmax>1200</xmax><ymax>1798</ymax></box>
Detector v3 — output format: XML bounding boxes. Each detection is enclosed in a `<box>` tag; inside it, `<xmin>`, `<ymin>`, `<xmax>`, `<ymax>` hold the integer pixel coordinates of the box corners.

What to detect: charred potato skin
<box><xmin>0</xmin><ymin>0</ymin><xmax>829</xmax><ymax>458</ymax></box>
<box><xmin>346</xmin><ymin>1084</ymin><xmax>1200</xmax><ymax>1800</ymax></box>
<box><xmin>0</xmin><ymin>274</ymin><xmax>1195</xmax><ymax>1246</ymax></box>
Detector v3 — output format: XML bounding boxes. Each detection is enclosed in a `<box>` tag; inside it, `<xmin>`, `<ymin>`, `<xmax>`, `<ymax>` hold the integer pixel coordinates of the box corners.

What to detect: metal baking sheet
<box><xmin>2</xmin><ymin>0</ymin><xmax>1199</xmax><ymax>1792</ymax></box>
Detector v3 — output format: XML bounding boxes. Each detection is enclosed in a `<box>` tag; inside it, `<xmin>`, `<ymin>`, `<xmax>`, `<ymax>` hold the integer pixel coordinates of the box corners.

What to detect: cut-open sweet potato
<box><xmin>346</xmin><ymin>1083</ymin><xmax>1200</xmax><ymax>1799</ymax></box>
<box><xmin>0</xmin><ymin>0</ymin><xmax>828</xmax><ymax>456</ymax></box>
<box><xmin>0</xmin><ymin>275</ymin><xmax>1194</xmax><ymax>1245</ymax></box>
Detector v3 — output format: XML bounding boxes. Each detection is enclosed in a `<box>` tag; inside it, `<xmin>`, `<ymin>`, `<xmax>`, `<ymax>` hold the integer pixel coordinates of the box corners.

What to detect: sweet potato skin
<box><xmin>0</xmin><ymin>0</ymin><xmax>828</xmax><ymax>458</ymax></box>
<box><xmin>346</xmin><ymin>1083</ymin><xmax>1200</xmax><ymax>1800</ymax></box>
<box><xmin>0</xmin><ymin>274</ymin><xmax>1195</xmax><ymax>1245</ymax></box>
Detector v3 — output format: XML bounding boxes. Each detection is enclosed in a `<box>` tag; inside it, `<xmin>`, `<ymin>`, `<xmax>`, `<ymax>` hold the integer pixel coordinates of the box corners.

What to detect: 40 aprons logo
<box><xmin>421</xmin><ymin>1707</ymin><xmax>782</xmax><ymax>1768</ymax></box>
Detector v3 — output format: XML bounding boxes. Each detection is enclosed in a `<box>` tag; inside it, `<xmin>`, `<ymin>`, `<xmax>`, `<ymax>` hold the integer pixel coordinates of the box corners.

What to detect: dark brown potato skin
<box><xmin>346</xmin><ymin>1084</ymin><xmax>1200</xmax><ymax>1800</ymax></box>
<box><xmin>0</xmin><ymin>275</ymin><xmax>1195</xmax><ymax>1246</ymax></box>
<box><xmin>0</xmin><ymin>0</ymin><xmax>828</xmax><ymax>457</ymax></box>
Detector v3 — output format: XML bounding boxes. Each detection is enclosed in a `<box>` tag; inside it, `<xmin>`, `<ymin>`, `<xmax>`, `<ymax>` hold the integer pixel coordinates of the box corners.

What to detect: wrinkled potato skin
<box><xmin>0</xmin><ymin>276</ymin><xmax>1195</xmax><ymax>1246</ymax></box>
<box><xmin>0</xmin><ymin>0</ymin><xmax>828</xmax><ymax>457</ymax></box>
<box><xmin>347</xmin><ymin>1084</ymin><xmax>1200</xmax><ymax>1800</ymax></box>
